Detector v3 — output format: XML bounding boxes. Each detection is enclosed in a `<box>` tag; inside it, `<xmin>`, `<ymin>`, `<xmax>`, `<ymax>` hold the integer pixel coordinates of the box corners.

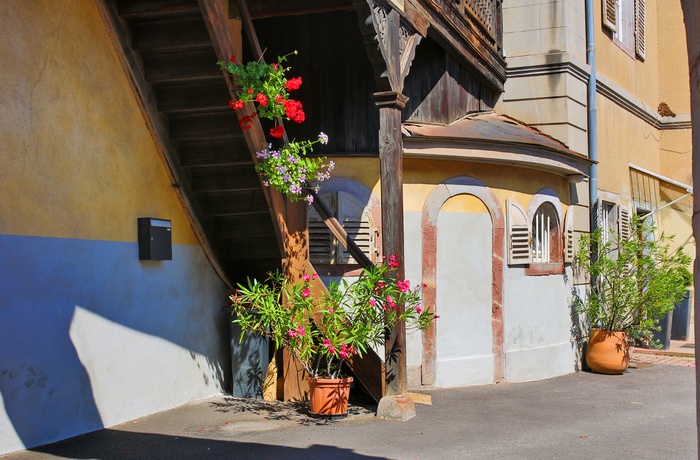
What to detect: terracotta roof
<box><xmin>402</xmin><ymin>112</ymin><xmax>593</xmax><ymax>177</ymax></box>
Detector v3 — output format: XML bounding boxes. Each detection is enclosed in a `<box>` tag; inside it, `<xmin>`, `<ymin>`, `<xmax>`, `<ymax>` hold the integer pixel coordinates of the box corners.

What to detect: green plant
<box><xmin>255</xmin><ymin>133</ymin><xmax>333</xmax><ymax>204</ymax></box>
<box><xmin>229</xmin><ymin>255</ymin><xmax>436</xmax><ymax>379</ymax></box>
<box><xmin>574</xmin><ymin>214</ymin><xmax>692</xmax><ymax>345</ymax></box>
<box><xmin>217</xmin><ymin>51</ymin><xmax>332</xmax><ymax>202</ymax></box>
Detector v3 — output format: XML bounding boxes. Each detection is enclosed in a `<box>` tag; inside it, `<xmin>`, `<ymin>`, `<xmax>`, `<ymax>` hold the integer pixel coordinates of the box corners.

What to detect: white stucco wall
<box><xmin>503</xmin><ymin>266</ymin><xmax>576</xmax><ymax>382</ymax></box>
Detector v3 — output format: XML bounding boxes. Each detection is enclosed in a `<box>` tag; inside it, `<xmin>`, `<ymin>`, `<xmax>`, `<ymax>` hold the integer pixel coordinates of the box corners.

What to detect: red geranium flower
<box><xmin>269</xmin><ymin>125</ymin><xmax>285</xmax><ymax>138</ymax></box>
<box><xmin>255</xmin><ymin>93</ymin><xmax>268</xmax><ymax>107</ymax></box>
<box><xmin>233</xmin><ymin>100</ymin><xmax>245</xmax><ymax>110</ymax></box>
<box><xmin>285</xmin><ymin>77</ymin><xmax>302</xmax><ymax>91</ymax></box>
<box><xmin>229</xmin><ymin>54</ymin><xmax>236</xmax><ymax>63</ymax></box>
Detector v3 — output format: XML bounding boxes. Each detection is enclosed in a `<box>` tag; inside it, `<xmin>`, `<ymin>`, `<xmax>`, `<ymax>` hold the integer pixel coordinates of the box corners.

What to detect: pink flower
<box><xmin>328</xmin><ymin>308</ymin><xmax>334</xmax><ymax>315</ymax></box>
<box><xmin>302</xmin><ymin>288</ymin><xmax>310</xmax><ymax>298</ymax></box>
<box><xmin>328</xmin><ymin>346</ymin><xmax>336</xmax><ymax>355</ymax></box>
<box><xmin>386</xmin><ymin>296</ymin><xmax>396</xmax><ymax>309</ymax></box>
<box><xmin>296</xmin><ymin>325</ymin><xmax>305</xmax><ymax>336</ymax></box>
<box><xmin>323</xmin><ymin>338</ymin><xmax>331</xmax><ymax>347</ymax></box>
<box><xmin>377</xmin><ymin>282</ymin><xmax>385</xmax><ymax>289</ymax></box>
<box><xmin>287</xmin><ymin>329</ymin><xmax>297</xmax><ymax>338</ymax></box>
<box><xmin>303</xmin><ymin>273</ymin><xmax>311</xmax><ymax>281</ymax></box>
<box><xmin>388</xmin><ymin>254</ymin><xmax>399</xmax><ymax>269</ymax></box>
<box><xmin>397</xmin><ymin>279</ymin><xmax>410</xmax><ymax>292</ymax></box>
<box><xmin>339</xmin><ymin>350</ymin><xmax>349</xmax><ymax>359</ymax></box>
<box><xmin>416</xmin><ymin>306</ymin><xmax>422</xmax><ymax>314</ymax></box>
<box><xmin>369</xmin><ymin>298</ymin><xmax>376</xmax><ymax>307</ymax></box>
<box><xmin>272</xmin><ymin>63</ymin><xmax>279</xmax><ymax>71</ymax></box>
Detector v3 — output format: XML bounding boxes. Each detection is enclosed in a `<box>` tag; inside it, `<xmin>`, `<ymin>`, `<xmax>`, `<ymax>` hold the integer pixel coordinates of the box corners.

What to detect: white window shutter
<box><xmin>507</xmin><ymin>199</ymin><xmax>532</xmax><ymax>265</ymax></box>
<box><xmin>564</xmin><ymin>207</ymin><xmax>575</xmax><ymax>264</ymax></box>
<box><xmin>617</xmin><ymin>205</ymin><xmax>631</xmax><ymax>241</ymax></box>
<box><xmin>635</xmin><ymin>0</ymin><xmax>646</xmax><ymax>59</ymax></box>
<box><xmin>602</xmin><ymin>0</ymin><xmax>617</xmax><ymax>32</ymax></box>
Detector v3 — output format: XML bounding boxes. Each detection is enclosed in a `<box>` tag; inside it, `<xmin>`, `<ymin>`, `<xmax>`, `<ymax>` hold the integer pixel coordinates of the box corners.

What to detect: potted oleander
<box><xmin>229</xmin><ymin>255</ymin><xmax>435</xmax><ymax>416</ymax></box>
<box><xmin>574</xmin><ymin>214</ymin><xmax>691</xmax><ymax>374</ymax></box>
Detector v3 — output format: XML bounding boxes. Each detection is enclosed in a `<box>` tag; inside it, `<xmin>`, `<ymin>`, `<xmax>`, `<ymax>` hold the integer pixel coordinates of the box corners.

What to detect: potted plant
<box><xmin>218</xmin><ymin>52</ymin><xmax>333</xmax><ymax>203</ymax></box>
<box><xmin>574</xmin><ymin>214</ymin><xmax>692</xmax><ymax>374</ymax></box>
<box><xmin>229</xmin><ymin>255</ymin><xmax>436</xmax><ymax>416</ymax></box>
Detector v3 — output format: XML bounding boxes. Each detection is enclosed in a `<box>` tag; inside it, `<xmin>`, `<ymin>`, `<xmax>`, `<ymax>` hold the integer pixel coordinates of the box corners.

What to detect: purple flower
<box><xmin>318</xmin><ymin>132</ymin><xmax>329</xmax><ymax>145</ymax></box>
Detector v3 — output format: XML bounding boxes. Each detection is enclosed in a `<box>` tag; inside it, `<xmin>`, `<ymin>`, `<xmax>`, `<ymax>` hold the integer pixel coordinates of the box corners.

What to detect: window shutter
<box><xmin>308</xmin><ymin>207</ymin><xmax>334</xmax><ymax>264</ymax></box>
<box><xmin>337</xmin><ymin>191</ymin><xmax>375</xmax><ymax>264</ymax></box>
<box><xmin>602</xmin><ymin>0</ymin><xmax>617</xmax><ymax>32</ymax></box>
<box><xmin>564</xmin><ymin>207</ymin><xmax>575</xmax><ymax>264</ymax></box>
<box><xmin>338</xmin><ymin>220</ymin><xmax>373</xmax><ymax>264</ymax></box>
<box><xmin>617</xmin><ymin>205</ymin><xmax>631</xmax><ymax>241</ymax></box>
<box><xmin>507</xmin><ymin>199</ymin><xmax>532</xmax><ymax>265</ymax></box>
<box><xmin>595</xmin><ymin>199</ymin><xmax>603</xmax><ymax>232</ymax></box>
<box><xmin>635</xmin><ymin>0</ymin><xmax>646</xmax><ymax>59</ymax></box>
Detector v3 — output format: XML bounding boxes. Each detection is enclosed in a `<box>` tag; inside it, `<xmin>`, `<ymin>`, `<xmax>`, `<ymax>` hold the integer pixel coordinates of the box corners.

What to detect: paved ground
<box><xmin>3</xmin><ymin>356</ymin><xmax>697</xmax><ymax>460</ymax></box>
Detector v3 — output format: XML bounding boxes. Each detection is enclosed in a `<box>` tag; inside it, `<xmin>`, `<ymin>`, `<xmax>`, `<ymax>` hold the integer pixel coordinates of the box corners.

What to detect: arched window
<box><xmin>531</xmin><ymin>203</ymin><xmax>561</xmax><ymax>263</ymax></box>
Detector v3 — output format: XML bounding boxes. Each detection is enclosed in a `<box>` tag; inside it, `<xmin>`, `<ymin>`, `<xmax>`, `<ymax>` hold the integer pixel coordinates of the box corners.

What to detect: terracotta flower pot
<box><xmin>586</xmin><ymin>328</ymin><xmax>630</xmax><ymax>374</ymax></box>
<box><xmin>308</xmin><ymin>377</ymin><xmax>353</xmax><ymax>416</ymax></box>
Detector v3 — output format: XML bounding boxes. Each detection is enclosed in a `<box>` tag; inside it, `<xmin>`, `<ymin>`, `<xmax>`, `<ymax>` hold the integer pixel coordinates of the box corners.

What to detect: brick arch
<box><xmin>420</xmin><ymin>176</ymin><xmax>505</xmax><ymax>386</ymax></box>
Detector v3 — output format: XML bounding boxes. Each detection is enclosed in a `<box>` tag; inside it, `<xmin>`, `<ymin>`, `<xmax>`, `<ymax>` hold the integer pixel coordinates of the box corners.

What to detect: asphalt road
<box><xmin>5</xmin><ymin>360</ymin><xmax>697</xmax><ymax>459</ymax></box>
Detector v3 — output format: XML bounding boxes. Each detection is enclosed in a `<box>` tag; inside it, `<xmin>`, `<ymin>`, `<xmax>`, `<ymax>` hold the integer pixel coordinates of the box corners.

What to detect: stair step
<box><xmin>179</xmin><ymin>136</ymin><xmax>251</xmax><ymax>167</ymax></box>
<box><xmin>168</xmin><ymin>111</ymin><xmax>239</xmax><ymax>140</ymax></box>
<box><xmin>143</xmin><ymin>47</ymin><xmax>220</xmax><ymax>83</ymax></box>
<box><xmin>189</xmin><ymin>164</ymin><xmax>261</xmax><ymax>192</ymax></box>
<box><xmin>119</xmin><ymin>0</ymin><xmax>200</xmax><ymax>20</ymax></box>
<box><xmin>155</xmin><ymin>79</ymin><xmax>231</xmax><ymax>113</ymax></box>
<box><xmin>130</xmin><ymin>15</ymin><xmax>211</xmax><ymax>53</ymax></box>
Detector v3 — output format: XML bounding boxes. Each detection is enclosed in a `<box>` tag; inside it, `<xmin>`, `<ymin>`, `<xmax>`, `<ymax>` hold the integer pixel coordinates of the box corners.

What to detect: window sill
<box><xmin>525</xmin><ymin>262</ymin><xmax>564</xmax><ymax>276</ymax></box>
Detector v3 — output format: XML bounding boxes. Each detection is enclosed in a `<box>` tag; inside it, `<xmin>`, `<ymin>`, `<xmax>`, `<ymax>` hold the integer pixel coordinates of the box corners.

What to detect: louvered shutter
<box><xmin>635</xmin><ymin>0</ymin><xmax>646</xmax><ymax>59</ymax></box>
<box><xmin>617</xmin><ymin>204</ymin><xmax>631</xmax><ymax>241</ymax></box>
<box><xmin>602</xmin><ymin>0</ymin><xmax>617</xmax><ymax>32</ymax></box>
<box><xmin>507</xmin><ymin>199</ymin><xmax>532</xmax><ymax>265</ymax></box>
<box><xmin>308</xmin><ymin>206</ymin><xmax>334</xmax><ymax>264</ymax></box>
<box><xmin>337</xmin><ymin>192</ymin><xmax>375</xmax><ymax>264</ymax></box>
<box><xmin>563</xmin><ymin>207</ymin><xmax>575</xmax><ymax>264</ymax></box>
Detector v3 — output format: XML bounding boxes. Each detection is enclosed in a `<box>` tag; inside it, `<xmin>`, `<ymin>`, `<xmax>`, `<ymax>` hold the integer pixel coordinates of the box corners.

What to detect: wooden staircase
<box><xmin>98</xmin><ymin>0</ymin><xmax>282</xmax><ymax>286</ymax></box>
<box><xmin>97</xmin><ymin>0</ymin><xmax>385</xmax><ymax>403</ymax></box>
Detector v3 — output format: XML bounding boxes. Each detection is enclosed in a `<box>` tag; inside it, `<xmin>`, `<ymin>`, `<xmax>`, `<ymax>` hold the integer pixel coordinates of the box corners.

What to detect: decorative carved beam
<box><xmin>353</xmin><ymin>0</ymin><xmax>422</xmax><ymax>93</ymax></box>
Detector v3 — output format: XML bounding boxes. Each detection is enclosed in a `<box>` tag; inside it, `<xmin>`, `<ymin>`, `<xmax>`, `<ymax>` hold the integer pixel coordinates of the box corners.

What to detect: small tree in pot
<box><xmin>574</xmin><ymin>214</ymin><xmax>692</xmax><ymax>374</ymax></box>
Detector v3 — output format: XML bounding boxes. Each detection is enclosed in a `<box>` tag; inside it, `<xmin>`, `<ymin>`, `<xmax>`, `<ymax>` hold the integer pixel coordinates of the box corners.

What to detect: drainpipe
<box><xmin>585</xmin><ymin>0</ymin><xmax>598</xmax><ymax>231</ymax></box>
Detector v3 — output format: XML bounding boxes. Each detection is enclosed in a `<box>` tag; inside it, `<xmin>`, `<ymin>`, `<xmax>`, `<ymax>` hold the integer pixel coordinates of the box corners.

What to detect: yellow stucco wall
<box><xmin>328</xmin><ymin>156</ymin><xmax>571</xmax><ymax>216</ymax></box>
<box><xmin>657</xmin><ymin>0</ymin><xmax>691</xmax><ymax>115</ymax></box>
<box><xmin>594</xmin><ymin>0</ymin><xmax>659</xmax><ymax>109</ymax></box>
<box><xmin>0</xmin><ymin>0</ymin><xmax>198</xmax><ymax>245</ymax></box>
<box><xmin>594</xmin><ymin>0</ymin><xmax>693</xmax><ymax>259</ymax></box>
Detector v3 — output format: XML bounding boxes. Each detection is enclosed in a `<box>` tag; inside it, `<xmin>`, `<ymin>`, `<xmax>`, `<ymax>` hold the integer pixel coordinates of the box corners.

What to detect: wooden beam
<box><xmin>230</xmin><ymin>0</ymin><xmax>353</xmax><ymax>19</ymax></box>
<box><xmin>198</xmin><ymin>0</ymin><xmax>286</xmax><ymax>259</ymax></box>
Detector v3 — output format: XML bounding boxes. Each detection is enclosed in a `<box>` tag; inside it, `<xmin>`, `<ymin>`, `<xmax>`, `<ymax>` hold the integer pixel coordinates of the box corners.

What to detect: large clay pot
<box><xmin>308</xmin><ymin>377</ymin><xmax>353</xmax><ymax>416</ymax></box>
<box><xmin>586</xmin><ymin>328</ymin><xmax>630</xmax><ymax>374</ymax></box>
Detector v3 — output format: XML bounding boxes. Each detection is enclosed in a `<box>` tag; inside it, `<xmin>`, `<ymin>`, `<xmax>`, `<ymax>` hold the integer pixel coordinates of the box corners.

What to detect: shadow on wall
<box><xmin>0</xmin><ymin>305</ymin><xmax>103</xmax><ymax>449</ymax></box>
<box><xmin>0</xmin><ymin>236</ymin><xmax>230</xmax><ymax>452</ymax></box>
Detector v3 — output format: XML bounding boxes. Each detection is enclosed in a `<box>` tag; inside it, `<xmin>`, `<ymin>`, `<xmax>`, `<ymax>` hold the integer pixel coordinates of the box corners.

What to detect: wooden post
<box><xmin>374</xmin><ymin>90</ymin><xmax>409</xmax><ymax>399</ymax></box>
<box><xmin>352</xmin><ymin>0</ymin><xmax>422</xmax><ymax>420</ymax></box>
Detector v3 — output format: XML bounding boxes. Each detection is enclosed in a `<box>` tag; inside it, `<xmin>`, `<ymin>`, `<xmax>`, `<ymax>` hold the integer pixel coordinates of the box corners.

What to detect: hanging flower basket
<box><xmin>218</xmin><ymin>52</ymin><xmax>332</xmax><ymax>203</ymax></box>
